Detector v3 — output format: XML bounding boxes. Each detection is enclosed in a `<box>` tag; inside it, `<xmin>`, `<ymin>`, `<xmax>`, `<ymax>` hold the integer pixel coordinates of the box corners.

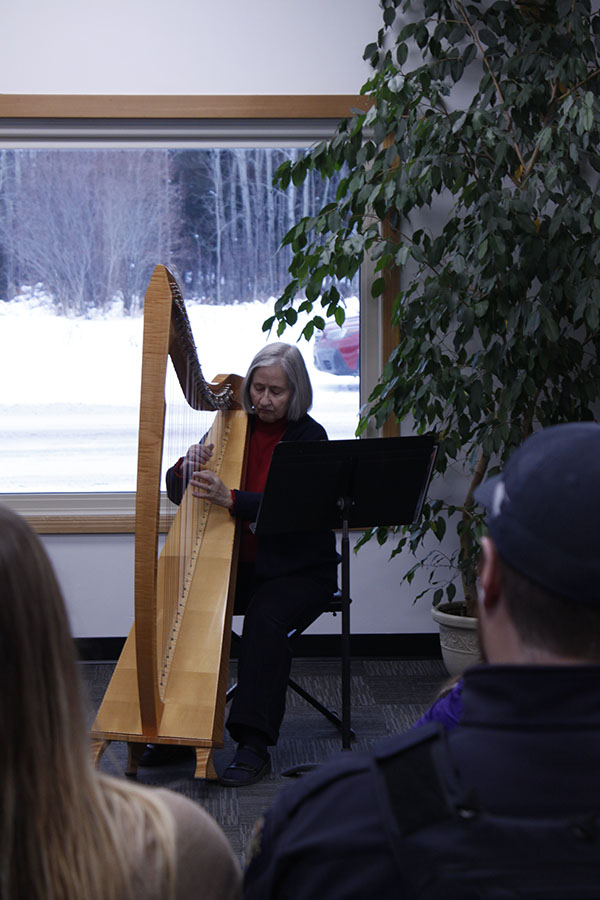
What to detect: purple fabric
<box><xmin>414</xmin><ymin>679</ymin><xmax>464</xmax><ymax>730</ymax></box>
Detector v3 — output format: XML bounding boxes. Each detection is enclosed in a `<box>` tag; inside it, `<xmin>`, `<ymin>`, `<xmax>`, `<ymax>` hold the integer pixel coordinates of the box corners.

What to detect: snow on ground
<box><xmin>0</xmin><ymin>289</ymin><xmax>359</xmax><ymax>492</ymax></box>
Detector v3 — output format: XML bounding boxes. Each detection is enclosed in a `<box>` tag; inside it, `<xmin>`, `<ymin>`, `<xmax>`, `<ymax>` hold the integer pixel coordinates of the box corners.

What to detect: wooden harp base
<box><xmin>91</xmin><ymin>736</ymin><xmax>218</xmax><ymax>780</ymax></box>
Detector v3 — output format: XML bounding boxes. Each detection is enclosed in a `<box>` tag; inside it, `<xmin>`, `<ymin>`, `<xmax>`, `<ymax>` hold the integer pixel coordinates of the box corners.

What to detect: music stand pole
<box><xmin>338</xmin><ymin>495</ymin><xmax>352</xmax><ymax>749</ymax></box>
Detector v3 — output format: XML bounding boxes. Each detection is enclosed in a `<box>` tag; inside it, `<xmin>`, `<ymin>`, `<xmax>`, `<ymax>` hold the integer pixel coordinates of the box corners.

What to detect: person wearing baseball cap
<box><xmin>474</xmin><ymin>421</ymin><xmax>600</xmax><ymax>656</ymax></box>
<box><xmin>416</xmin><ymin>420</ymin><xmax>600</xmax><ymax>731</ymax></box>
<box><xmin>244</xmin><ymin>422</ymin><xmax>600</xmax><ymax>900</ymax></box>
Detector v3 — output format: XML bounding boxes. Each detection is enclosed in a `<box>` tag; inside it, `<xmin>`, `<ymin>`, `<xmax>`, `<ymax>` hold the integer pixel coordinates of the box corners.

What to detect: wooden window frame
<box><xmin>0</xmin><ymin>95</ymin><xmax>364</xmax><ymax>119</ymax></box>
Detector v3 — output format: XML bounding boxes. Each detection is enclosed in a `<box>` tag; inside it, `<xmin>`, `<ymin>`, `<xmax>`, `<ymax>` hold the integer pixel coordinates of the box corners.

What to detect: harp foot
<box><xmin>90</xmin><ymin>737</ymin><xmax>109</xmax><ymax>768</ymax></box>
<box><xmin>125</xmin><ymin>741</ymin><xmax>146</xmax><ymax>777</ymax></box>
<box><xmin>195</xmin><ymin>747</ymin><xmax>217</xmax><ymax>780</ymax></box>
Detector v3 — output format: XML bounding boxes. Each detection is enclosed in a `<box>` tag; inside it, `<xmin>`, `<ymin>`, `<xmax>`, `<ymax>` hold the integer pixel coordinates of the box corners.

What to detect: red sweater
<box><xmin>237</xmin><ymin>417</ymin><xmax>288</xmax><ymax>563</ymax></box>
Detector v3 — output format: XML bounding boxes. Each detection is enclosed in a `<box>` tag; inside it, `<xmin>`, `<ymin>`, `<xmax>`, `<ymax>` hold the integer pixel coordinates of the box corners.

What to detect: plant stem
<box><xmin>456</xmin><ymin>1</ymin><xmax>526</xmax><ymax>170</ymax></box>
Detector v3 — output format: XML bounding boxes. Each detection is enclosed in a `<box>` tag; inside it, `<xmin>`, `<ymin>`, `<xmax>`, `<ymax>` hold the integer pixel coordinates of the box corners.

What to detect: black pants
<box><xmin>227</xmin><ymin>562</ymin><xmax>336</xmax><ymax>746</ymax></box>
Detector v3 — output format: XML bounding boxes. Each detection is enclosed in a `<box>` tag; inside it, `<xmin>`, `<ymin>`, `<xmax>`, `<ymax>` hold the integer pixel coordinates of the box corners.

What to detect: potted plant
<box><xmin>265</xmin><ymin>0</ymin><xmax>600</xmax><ymax>670</ymax></box>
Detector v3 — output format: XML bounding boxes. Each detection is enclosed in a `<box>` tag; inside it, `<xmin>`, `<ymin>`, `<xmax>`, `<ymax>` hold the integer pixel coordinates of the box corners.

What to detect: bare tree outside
<box><xmin>0</xmin><ymin>145</ymin><xmax>360</xmax><ymax>493</ymax></box>
<box><xmin>0</xmin><ymin>149</ymin><xmax>175</xmax><ymax>314</ymax></box>
<box><xmin>0</xmin><ymin>147</ymin><xmax>355</xmax><ymax>313</ymax></box>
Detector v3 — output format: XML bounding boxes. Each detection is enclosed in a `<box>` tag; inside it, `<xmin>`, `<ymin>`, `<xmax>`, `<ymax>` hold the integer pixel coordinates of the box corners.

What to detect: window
<box><xmin>0</xmin><ymin>96</ymin><xmax>380</xmax><ymax>530</ymax></box>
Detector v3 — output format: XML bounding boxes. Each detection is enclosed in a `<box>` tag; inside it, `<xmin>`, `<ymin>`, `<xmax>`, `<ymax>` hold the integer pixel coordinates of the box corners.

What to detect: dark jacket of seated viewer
<box><xmin>244</xmin><ymin>422</ymin><xmax>600</xmax><ymax>899</ymax></box>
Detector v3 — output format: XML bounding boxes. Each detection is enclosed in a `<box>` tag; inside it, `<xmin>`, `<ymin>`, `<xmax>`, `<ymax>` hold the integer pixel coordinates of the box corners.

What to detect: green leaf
<box><xmin>397</xmin><ymin>42</ymin><xmax>408</xmax><ymax>65</ymax></box>
<box><xmin>542</xmin><ymin>315</ymin><xmax>560</xmax><ymax>342</ymax></box>
<box><xmin>585</xmin><ymin>303</ymin><xmax>600</xmax><ymax>331</ymax></box>
<box><xmin>448</xmin><ymin>24</ymin><xmax>467</xmax><ymax>44</ymax></box>
<box><xmin>383</xmin><ymin>5</ymin><xmax>396</xmax><ymax>27</ymax></box>
<box><xmin>395</xmin><ymin>246</ymin><xmax>411</xmax><ymax>266</ymax></box>
<box><xmin>372</xmin><ymin>276</ymin><xmax>386</xmax><ymax>297</ymax></box>
<box><xmin>479</xmin><ymin>28</ymin><xmax>498</xmax><ymax>46</ymax></box>
<box><xmin>416</xmin><ymin>23</ymin><xmax>429</xmax><ymax>48</ymax></box>
<box><xmin>463</xmin><ymin>43</ymin><xmax>477</xmax><ymax>66</ymax></box>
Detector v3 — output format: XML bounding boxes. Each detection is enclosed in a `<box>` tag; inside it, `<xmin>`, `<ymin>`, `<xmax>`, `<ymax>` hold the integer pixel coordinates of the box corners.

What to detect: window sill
<box><xmin>2</xmin><ymin>492</ymin><xmax>175</xmax><ymax>534</ymax></box>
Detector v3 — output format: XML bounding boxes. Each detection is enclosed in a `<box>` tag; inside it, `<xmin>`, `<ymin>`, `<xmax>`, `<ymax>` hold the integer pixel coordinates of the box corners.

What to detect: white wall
<box><xmin>10</xmin><ymin>0</ymin><xmax>447</xmax><ymax>638</ymax></box>
<box><xmin>0</xmin><ymin>0</ymin><xmax>382</xmax><ymax>95</ymax></box>
<box><xmin>42</xmin><ymin>533</ymin><xmax>136</xmax><ymax>636</ymax></box>
<box><xmin>42</xmin><ymin>531</ymin><xmax>444</xmax><ymax>638</ymax></box>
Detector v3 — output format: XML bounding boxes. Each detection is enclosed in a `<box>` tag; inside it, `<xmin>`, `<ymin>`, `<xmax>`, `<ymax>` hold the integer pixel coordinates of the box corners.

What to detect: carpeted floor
<box><xmin>82</xmin><ymin>656</ymin><xmax>447</xmax><ymax>865</ymax></box>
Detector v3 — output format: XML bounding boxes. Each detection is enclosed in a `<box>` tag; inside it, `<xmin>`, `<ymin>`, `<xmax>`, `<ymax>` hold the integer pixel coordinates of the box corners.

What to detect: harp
<box><xmin>91</xmin><ymin>265</ymin><xmax>248</xmax><ymax>779</ymax></box>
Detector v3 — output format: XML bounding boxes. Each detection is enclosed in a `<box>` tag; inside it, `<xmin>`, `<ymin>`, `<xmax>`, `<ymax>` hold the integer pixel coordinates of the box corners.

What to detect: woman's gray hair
<box><xmin>241</xmin><ymin>342</ymin><xmax>313</xmax><ymax>420</ymax></box>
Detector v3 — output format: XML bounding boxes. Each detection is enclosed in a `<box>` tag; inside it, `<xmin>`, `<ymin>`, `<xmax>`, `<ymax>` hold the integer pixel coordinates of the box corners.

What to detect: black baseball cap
<box><xmin>474</xmin><ymin>422</ymin><xmax>600</xmax><ymax>606</ymax></box>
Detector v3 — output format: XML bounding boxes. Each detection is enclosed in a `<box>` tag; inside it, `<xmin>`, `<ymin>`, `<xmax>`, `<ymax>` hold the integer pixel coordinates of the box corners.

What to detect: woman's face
<box><xmin>250</xmin><ymin>363</ymin><xmax>291</xmax><ymax>423</ymax></box>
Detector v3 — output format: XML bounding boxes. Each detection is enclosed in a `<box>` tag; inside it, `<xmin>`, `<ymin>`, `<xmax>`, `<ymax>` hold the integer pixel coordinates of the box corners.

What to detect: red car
<box><xmin>313</xmin><ymin>315</ymin><xmax>360</xmax><ymax>376</ymax></box>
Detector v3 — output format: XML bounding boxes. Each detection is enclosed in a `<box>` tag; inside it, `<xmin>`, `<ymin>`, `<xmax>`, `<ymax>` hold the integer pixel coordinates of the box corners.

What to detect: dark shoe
<box><xmin>138</xmin><ymin>743</ymin><xmax>194</xmax><ymax>767</ymax></box>
<box><xmin>218</xmin><ymin>745</ymin><xmax>271</xmax><ymax>787</ymax></box>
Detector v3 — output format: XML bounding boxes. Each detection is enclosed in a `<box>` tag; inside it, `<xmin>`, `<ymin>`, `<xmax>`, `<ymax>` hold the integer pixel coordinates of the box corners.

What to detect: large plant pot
<box><xmin>431</xmin><ymin>601</ymin><xmax>481</xmax><ymax>677</ymax></box>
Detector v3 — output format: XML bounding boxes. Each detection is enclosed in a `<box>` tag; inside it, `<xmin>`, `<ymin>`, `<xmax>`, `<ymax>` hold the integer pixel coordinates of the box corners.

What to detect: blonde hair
<box><xmin>0</xmin><ymin>504</ymin><xmax>176</xmax><ymax>900</ymax></box>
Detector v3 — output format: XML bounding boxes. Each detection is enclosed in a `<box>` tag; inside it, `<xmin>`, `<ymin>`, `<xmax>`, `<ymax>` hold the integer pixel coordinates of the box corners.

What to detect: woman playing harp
<box><xmin>141</xmin><ymin>343</ymin><xmax>339</xmax><ymax>786</ymax></box>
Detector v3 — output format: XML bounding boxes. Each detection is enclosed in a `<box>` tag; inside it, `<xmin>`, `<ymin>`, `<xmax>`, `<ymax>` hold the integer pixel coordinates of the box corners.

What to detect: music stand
<box><xmin>254</xmin><ymin>435</ymin><xmax>437</xmax><ymax>758</ymax></box>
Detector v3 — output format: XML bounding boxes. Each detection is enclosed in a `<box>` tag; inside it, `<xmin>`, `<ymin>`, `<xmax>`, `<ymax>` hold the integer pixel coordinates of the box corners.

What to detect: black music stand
<box><xmin>254</xmin><ymin>435</ymin><xmax>437</xmax><ymax>762</ymax></box>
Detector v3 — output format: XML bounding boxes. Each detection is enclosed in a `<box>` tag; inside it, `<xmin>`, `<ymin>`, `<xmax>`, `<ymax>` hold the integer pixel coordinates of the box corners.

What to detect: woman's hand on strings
<box><xmin>190</xmin><ymin>469</ymin><xmax>233</xmax><ymax>509</ymax></box>
<box><xmin>182</xmin><ymin>441</ymin><xmax>214</xmax><ymax>474</ymax></box>
<box><xmin>182</xmin><ymin>440</ymin><xmax>232</xmax><ymax>508</ymax></box>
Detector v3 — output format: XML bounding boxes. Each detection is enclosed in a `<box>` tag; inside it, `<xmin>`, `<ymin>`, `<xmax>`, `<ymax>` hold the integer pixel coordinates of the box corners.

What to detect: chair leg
<box><xmin>287</xmin><ymin>676</ymin><xmax>355</xmax><ymax>736</ymax></box>
<box><xmin>227</xmin><ymin>594</ymin><xmax>355</xmax><ymax>745</ymax></box>
<box><xmin>226</xmin><ymin>675</ymin><xmax>355</xmax><ymax>737</ymax></box>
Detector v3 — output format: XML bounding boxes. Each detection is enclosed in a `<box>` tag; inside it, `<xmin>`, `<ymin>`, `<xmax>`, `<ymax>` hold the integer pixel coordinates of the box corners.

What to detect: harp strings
<box><xmin>156</xmin><ymin>274</ymin><xmax>237</xmax><ymax>697</ymax></box>
<box><xmin>159</xmin><ymin>357</ymin><xmax>233</xmax><ymax>696</ymax></box>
